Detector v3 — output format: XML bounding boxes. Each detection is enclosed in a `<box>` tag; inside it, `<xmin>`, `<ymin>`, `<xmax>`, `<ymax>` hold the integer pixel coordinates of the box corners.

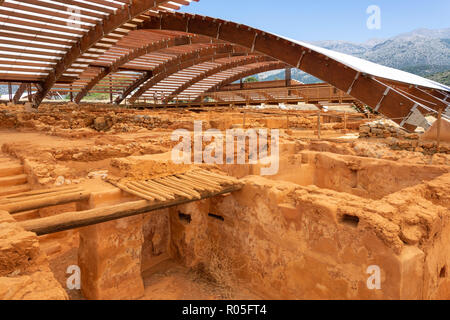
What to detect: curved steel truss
<box><xmin>126</xmin><ymin>55</ymin><xmax>279</xmax><ymax>104</ymax></box>
<box><xmin>0</xmin><ymin>0</ymin><xmax>199</xmax><ymax>106</ymax></box>
<box><xmin>136</xmin><ymin>12</ymin><xmax>449</xmax><ymax>130</ymax></box>
<box><xmin>115</xmin><ymin>42</ymin><xmax>251</xmax><ymax>104</ymax></box>
<box><xmin>73</xmin><ymin>31</ymin><xmax>209</xmax><ymax>103</ymax></box>
<box><xmin>0</xmin><ymin>4</ymin><xmax>449</xmax><ymax>131</ymax></box>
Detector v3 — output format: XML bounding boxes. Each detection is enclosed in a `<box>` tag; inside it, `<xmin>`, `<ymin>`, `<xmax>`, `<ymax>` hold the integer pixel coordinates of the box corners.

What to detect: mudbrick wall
<box><xmin>168</xmin><ymin>173</ymin><xmax>450</xmax><ymax>299</ymax></box>
<box><xmin>270</xmin><ymin>151</ymin><xmax>449</xmax><ymax>200</ymax></box>
<box><xmin>219</xmin><ymin>148</ymin><xmax>449</xmax><ymax>200</ymax></box>
<box><xmin>0</xmin><ymin>210</ymin><xmax>68</xmax><ymax>299</ymax></box>
<box><xmin>77</xmin><ymin>188</ymin><xmax>170</xmax><ymax>300</ymax></box>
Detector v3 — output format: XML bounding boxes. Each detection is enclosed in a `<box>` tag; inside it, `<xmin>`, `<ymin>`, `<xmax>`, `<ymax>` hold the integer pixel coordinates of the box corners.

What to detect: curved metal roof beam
<box><xmin>184</xmin><ymin>62</ymin><xmax>287</xmax><ymax>102</ymax></box>
<box><xmin>74</xmin><ymin>33</ymin><xmax>212</xmax><ymax>103</ymax></box>
<box><xmin>139</xmin><ymin>12</ymin><xmax>449</xmax><ymax>130</ymax></box>
<box><xmin>31</xmin><ymin>0</ymin><xmax>192</xmax><ymax>107</ymax></box>
<box><xmin>116</xmin><ymin>44</ymin><xmax>251</xmax><ymax>104</ymax></box>
<box><xmin>161</xmin><ymin>55</ymin><xmax>279</xmax><ymax>103</ymax></box>
<box><xmin>379</xmin><ymin>80</ymin><xmax>450</xmax><ymax>110</ymax></box>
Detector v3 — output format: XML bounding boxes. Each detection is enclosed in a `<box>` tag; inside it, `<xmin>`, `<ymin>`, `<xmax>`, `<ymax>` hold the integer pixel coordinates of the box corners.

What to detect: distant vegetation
<box><xmin>425</xmin><ymin>70</ymin><xmax>450</xmax><ymax>86</ymax></box>
<box><xmin>84</xmin><ymin>92</ymin><xmax>110</xmax><ymax>101</ymax></box>
<box><xmin>243</xmin><ymin>76</ymin><xmax>259</xmax><ymax>83</ymax></box>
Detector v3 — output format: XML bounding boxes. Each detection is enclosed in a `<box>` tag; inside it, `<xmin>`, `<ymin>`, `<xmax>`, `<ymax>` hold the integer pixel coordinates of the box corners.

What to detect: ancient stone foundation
<box><xmin>0</xmin><ymin>210</ymin><xmax>67</xmax><ymax>299</ymax></box>
<box><xmin>0</xmin><ymin>104</ymin><xmax>449</xmax><ymax>300</ymax></box>
<box><xmin>167</xmin><ymin>173</ymin><xmax>450</xmax><ymax>299</ymax></box>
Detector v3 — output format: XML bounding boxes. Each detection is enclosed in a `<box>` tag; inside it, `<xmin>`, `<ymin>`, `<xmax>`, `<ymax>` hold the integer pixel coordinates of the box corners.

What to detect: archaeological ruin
<box><xmin>0</xmin><ymin>0</ymin><xmax>449</xmax><ymax>301</ymax></box>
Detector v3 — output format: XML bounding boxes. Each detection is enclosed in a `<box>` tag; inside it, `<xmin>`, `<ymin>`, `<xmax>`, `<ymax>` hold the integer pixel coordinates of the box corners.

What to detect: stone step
<box><xmin>0</xmin><ymin>163</ymin><xmax>23</xmax><ymax>178</ymax></box>
<box><xmin>0</xmin><ymin>174</ymin><xmax>28</xmax><ymax>187</ymax></box>
<box><xmin>0</xmin><ymin>184</ymin><xmax>31</xmax><ymax>197</ymax></box>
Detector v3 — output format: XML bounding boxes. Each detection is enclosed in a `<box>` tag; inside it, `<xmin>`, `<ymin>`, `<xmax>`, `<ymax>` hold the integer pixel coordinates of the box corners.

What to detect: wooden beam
<box><xmin>162</xmin><ymin>55</ymin><xmax>274</xmax><ymax>104</ymax></box>
<box><xmin>2</xmin><ymin>191</ymin><xmax>90</xmax><ymax>214</ymax></box>
<box><xmin>141</xmin><ymin>12</ymin><xmax>441</xmax><ymax>131</ymax></box>
<box><xmin>8</xmin><ymin>82</ymin><xmax>12</xmax><ymax>102</ymax></box>
<box><xmin>115</xmin><ymin>44</ymin><xmax>241</xmax><ymax>104</ymax></box>
<box><xmin>126</xmin><ymin>45</ymin><xmax>243</xmax><ymax>104</ymax></box>
<box><xmin>74</xmin><ymin>35</ymin><xmax>201</xmax><ymax>103</ymax></box>
<box><xmin>195</xmin><ymin>62</ymin><xmax>287</xmax><ymax>102</ymax></box>
<box><xmin>285</xmin><ymin>67</ymin><xmax>291</xmax><ymax>87</ymax></box>
<box><xmin>12</xmin><ymin>83</ymin><xmax>27</xmax><ymax>104</ymax></box>
<box><xmin>32</xmin><ymin>0</ymin><xmax>177</xmax><ymax>108</ymax></box>
<box><xmin>18</xmin><ymin>184</ymin><xmax>241</xmax><ymax>235</ymax></box>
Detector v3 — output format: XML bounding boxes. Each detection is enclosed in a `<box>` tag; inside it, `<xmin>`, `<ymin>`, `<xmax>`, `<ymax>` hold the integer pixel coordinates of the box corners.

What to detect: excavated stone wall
<box><xmin>0</xmin><ymin>210</ymin><xmax>68</xmax><ymax>300</ymax></box>
<box><xmin>1</xmin><ymin>103</ymin><xmax>449</xmax><ymax>300</ymax></box>
<box><xmin>168</xmin><ymin>173</ymin><xmax>450</xmax><ymax>299</ymax></box>
<box><xmin>77</xmin><ymin>187</ymin><xmax>171</xmax><ymax>300</ymax></box>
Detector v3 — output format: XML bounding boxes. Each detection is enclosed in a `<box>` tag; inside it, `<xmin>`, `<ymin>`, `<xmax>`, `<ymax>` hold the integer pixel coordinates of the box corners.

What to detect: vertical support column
<box><xmin>240</xmin><ymin>78</ymin><xmax>244</xmax><ymax>90</ymax></box>
<box><xmin>8</xmin><ymin>82</ymin><xmax>12</xmax><ymax>102</ymax></box>
<box><xmin>28</xmin><ymin>84</ymin><xmax>32</xmax><ymax>103</ymax></box>
<box><xmin>78</xmin><ymin>188</ymin><xmax>145</xmax><ymax>300</ymax></box>
<box><xmin>437</xmin><ymin>108</ymin><xmax>442</xmax><ymax>153</ymax></box>
<box><xmin>109</xmin><ymin>77</ymin><xmax>113</xmax><ymax>104</ymax></box>
<box><xmin>70</xmin><ymin>84</ymin><xmax>73</xmax><ymax>102</ymax></box>
<box><xmin>13</xmin><ymin>83</ymin><xmax>28</xmax><ymax>104</ymax></box>
<box><xmin>285</xmin><ymin>68</ymin><xmax>291</xmax><ymax>87</ymax></box>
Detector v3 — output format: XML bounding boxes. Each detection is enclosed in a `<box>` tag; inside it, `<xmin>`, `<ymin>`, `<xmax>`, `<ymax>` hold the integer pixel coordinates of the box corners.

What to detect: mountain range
<box><xmin>257</xmin><ymin>28</ymin><xmax>450</xmax><ymax>85</ymax></box>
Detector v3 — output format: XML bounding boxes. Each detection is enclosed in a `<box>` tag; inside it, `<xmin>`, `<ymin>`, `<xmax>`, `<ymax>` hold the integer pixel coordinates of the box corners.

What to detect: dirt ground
<box><xmin>48</xmin><ymin>247</ymin><xmax>260</xmax><ymax>300</ymax></box>
<box><xmin>1</xmin><ymin>102</ymin><xmax>449</xmax><ymax>300</ymax></box>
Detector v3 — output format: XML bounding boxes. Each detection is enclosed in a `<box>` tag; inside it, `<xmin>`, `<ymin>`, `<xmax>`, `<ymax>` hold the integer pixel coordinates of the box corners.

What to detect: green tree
<box><xmin>243</xmin><ymin>76</ymin><xmax>259</xmax><ymax>83</ymax></box>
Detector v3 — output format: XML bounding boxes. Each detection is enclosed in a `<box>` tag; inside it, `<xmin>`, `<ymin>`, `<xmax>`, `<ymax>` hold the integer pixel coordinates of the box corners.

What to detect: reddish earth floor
<box><xmin>1</xmin><ymin>103</ymin><xmax>449</xmax><ymax>300</ymax></box>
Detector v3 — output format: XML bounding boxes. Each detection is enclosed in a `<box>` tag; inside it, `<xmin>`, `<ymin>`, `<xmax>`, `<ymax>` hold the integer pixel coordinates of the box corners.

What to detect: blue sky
<box><xmin>181</xmin><ymin>0</ymin><xmax>449</xmax><ymax>43</ymax></box>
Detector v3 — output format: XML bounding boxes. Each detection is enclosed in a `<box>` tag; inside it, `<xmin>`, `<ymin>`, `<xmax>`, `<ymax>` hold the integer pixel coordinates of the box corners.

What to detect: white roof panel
<box><xmin>279</xmin><ymin>35</ymin><xmax>450</xmax><ymax>92</ymax></box>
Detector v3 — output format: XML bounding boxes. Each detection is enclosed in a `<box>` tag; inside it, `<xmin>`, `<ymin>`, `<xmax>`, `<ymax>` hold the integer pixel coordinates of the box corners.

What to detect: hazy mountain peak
<box><xmin>257</xmin><ymin>28</ymin><xmax>450</xmax><ymax>85</ymax></box>
<box><xmin>393</xmin><ymin>28</ymin><xmax>450</xmax><ymax>41</ymax></box>
<box><xmin>364</xmin><ymin>38</ymin><xmax>386</xmax><ymax>47</ymax></box>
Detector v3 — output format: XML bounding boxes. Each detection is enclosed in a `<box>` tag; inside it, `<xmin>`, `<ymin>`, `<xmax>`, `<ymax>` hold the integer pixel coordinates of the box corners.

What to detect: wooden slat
<box><xmin>125</xmin><ymin>181</ymin><xmax>167</xmax><ymax>201</ymax></box>
<box><xmin>112</xmin><ymin>170</ymin><xmax>239</xmax><ymax>203</ymax></box>
<box><xmin>1</xmin><ymin>190</ymin><xmax>90</xmax><ymax>214</ymax></box>
<box><xmin>18</xmin><ymin>183</ymin><xmax>240</xmax><ymax>236</ymax></box>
